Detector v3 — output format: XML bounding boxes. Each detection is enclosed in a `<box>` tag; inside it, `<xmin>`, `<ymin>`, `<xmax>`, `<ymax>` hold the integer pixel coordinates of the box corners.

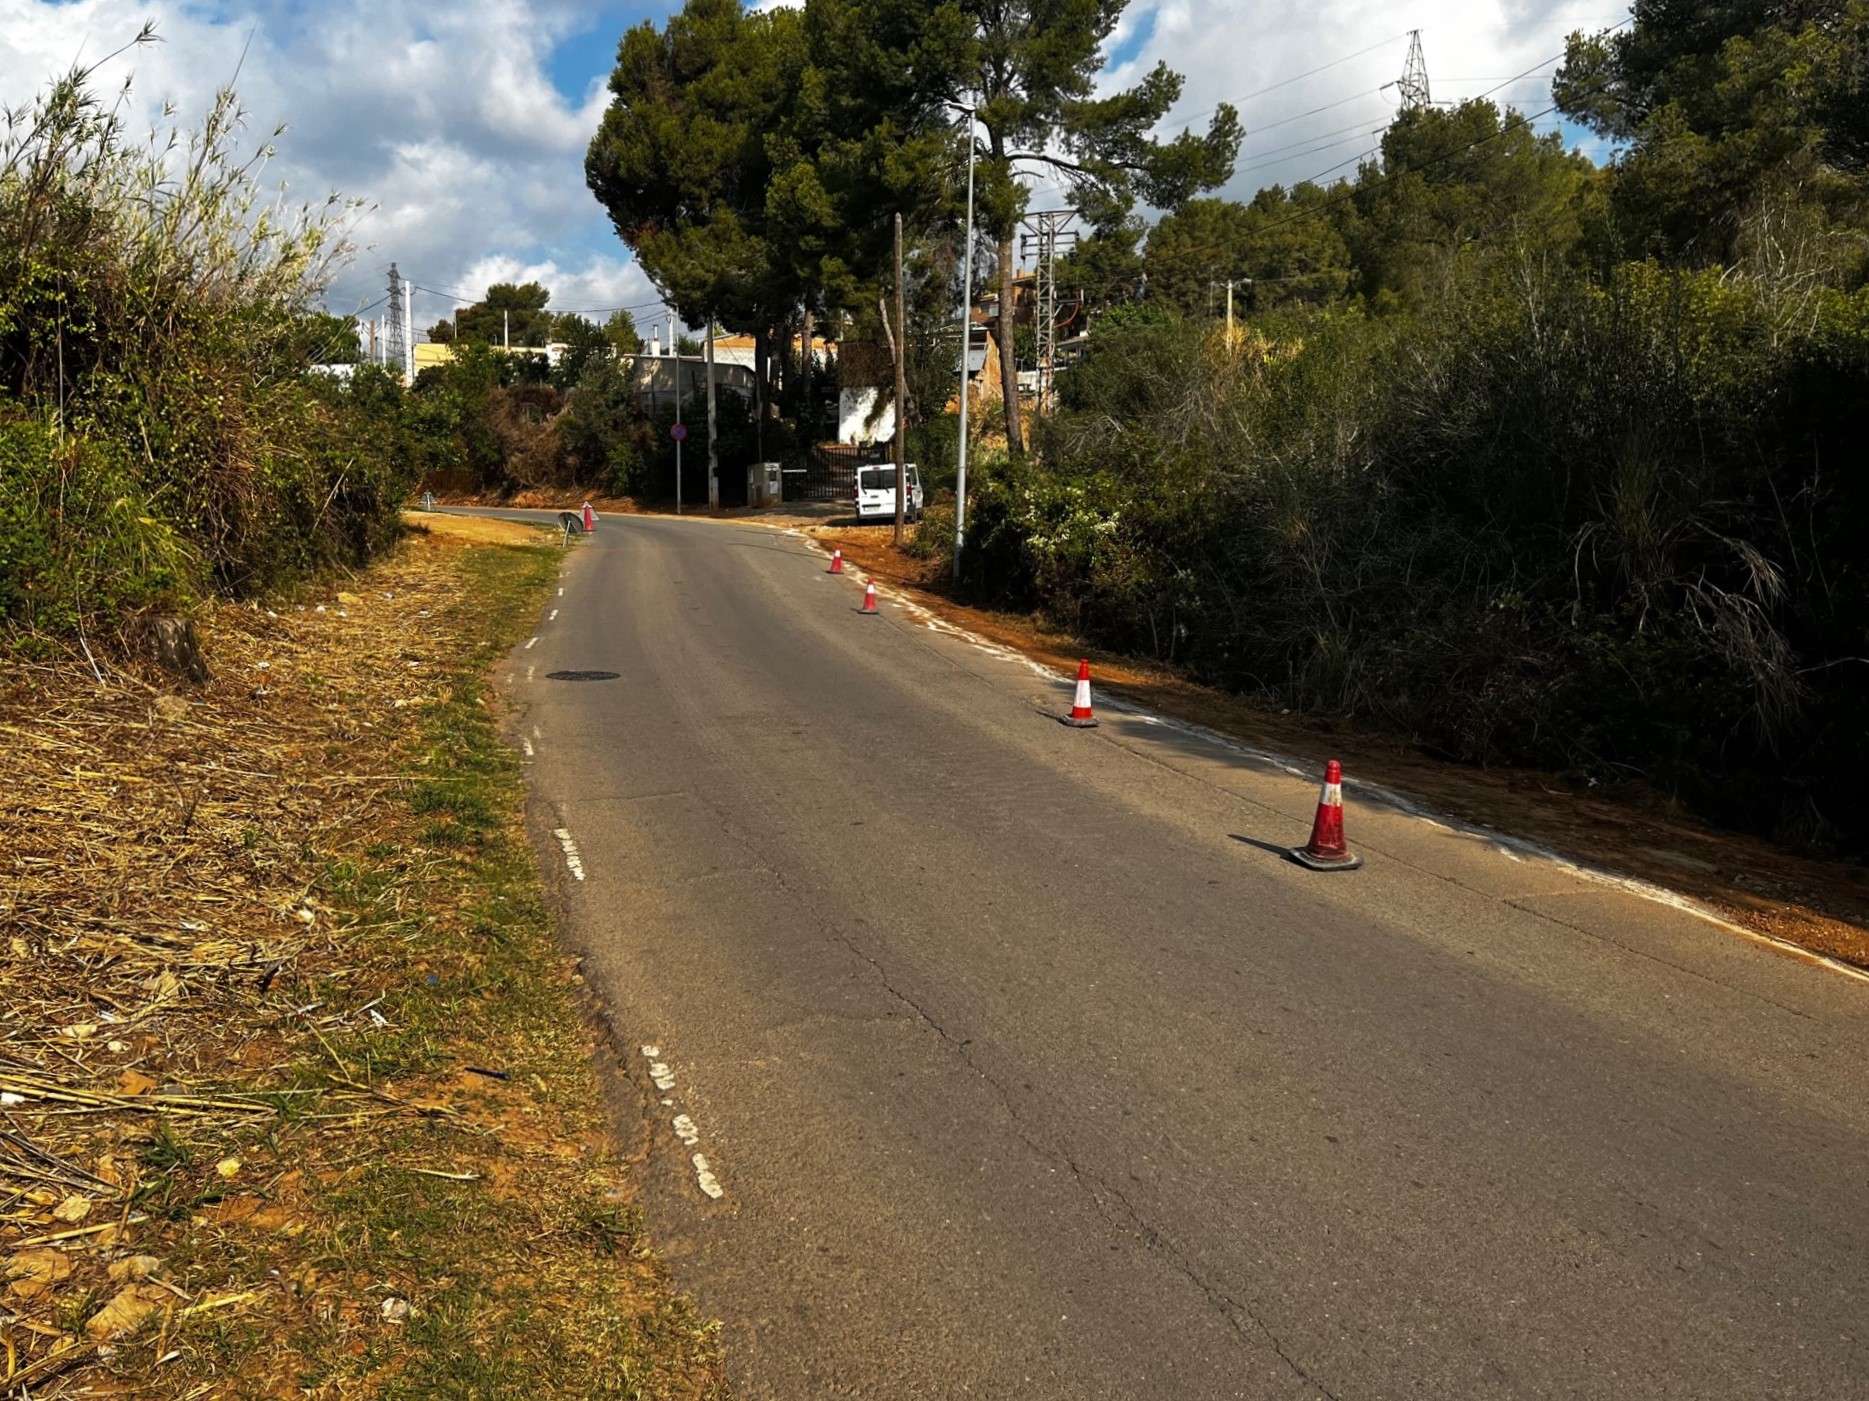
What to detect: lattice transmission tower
<box><xmin>1019</xmin><ymin>210</ymin><xmax>1078</xmax><ymax>414</ymax></box>
<box><xmin>1396</xmin><ymin>30</ymin><xmax>1432</xmax><ymax>113</ymax></box>
<box><xmin>385</xmin><ymin>263</ymin><xmax>407</xmax><ymax>377</ymax></box>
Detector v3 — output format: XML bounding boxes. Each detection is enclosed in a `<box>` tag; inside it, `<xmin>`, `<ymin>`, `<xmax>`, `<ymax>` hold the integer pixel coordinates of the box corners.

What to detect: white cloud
<box><xmin>1108</xmin><ymin>0</ymin><xmax>1628</xmax><ymax>199</ymax></box>
<box><xmin>0</xmin><ymin>0</ymin><xmax>1629</xmax><ymax>326</ymax></box>
<box><xmin>0</xmin><ymin>0</ymin><xmax>667</xmax><ymax>335</ymax></box>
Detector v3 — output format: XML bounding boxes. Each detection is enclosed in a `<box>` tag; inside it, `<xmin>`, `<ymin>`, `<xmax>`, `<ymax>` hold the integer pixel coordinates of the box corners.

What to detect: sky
<box><xmin>0</xmin><ymin>0</ymin><xmax>1629</xmax><ymax>340</ymax></box>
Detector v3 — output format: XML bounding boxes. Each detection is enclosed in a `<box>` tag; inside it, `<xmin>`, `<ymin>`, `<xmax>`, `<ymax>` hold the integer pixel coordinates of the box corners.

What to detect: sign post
<box><xmin>671</xmin><ymin>419</ymin><xmax>689</xmax><ymax>516</ymax></box>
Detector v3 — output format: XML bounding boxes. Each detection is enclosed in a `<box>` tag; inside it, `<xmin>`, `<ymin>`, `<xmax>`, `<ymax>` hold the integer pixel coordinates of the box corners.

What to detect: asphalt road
<box><xmin>467</xmin><ymin>507</ymin><xmax>1869</xmax><ymax>1399</ymax></box>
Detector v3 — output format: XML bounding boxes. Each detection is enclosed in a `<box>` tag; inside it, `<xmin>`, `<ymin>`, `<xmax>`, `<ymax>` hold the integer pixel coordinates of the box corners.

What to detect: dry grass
<box><xmin>2</xmin><ymin>520</ymin><xmax>726</xmax><ymax>1397</ymax></box>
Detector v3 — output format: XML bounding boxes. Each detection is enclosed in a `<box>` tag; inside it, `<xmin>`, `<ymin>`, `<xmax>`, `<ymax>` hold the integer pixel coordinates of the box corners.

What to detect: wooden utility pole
<box><xmin>893</xmin><ymin>211</ymin><xmax>909</xmax><ymax>548</ymax></box>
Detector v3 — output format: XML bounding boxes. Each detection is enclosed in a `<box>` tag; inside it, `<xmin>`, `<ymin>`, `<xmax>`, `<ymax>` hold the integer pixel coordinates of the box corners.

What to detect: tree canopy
<box><xmin>430</xmin><ymin>282</ymin><xmax>555</xmax><ymax>346</ymax></box>
<box><xmin>1555</xmin><ymin>0</ymin><xmax>1869</xmax><ymax>266</ymax></box>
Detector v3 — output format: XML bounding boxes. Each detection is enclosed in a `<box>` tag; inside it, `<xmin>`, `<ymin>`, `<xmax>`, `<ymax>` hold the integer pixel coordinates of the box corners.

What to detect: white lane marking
<box><xmin>784</xmin><ymin>529</ymin><xmax>1868</xmax><ymax>987</ymax></box>
<box><xmin>522</xmin><ymin>737</ymin><xmax>535</xmax><ymax>757</ymax></box>
<box><xmin>551</xmin><ymin>828</ymin><xmax>585</xmax><ymax>881</ymax></box>
<box><xmin>525</xmin><ymin>636</ymin><xmax>539</xmax><ymax>650</ymax></box>
<box><xmin>641</xmin><ymin>1044</ymin><xmax>661</xmax><ymax>1057</ymax></box>
<box><xmin>557</xmin><ymin>587</ymin><xmax>564</xmax><ymax>597</ymax></box>
<box><xmin>672</xmin><ymin>1114</ymin><xmax>700</xmax><ymax>1146</ymax></box>
<box><xmin>526</xmin><ymin>665</ymin><xmax>535</xmax><ymax>682</ymax></box>
<box><xmin>692</xmin><ymin>1153</ymin><xmax>725</xmax><ymax>1200</ymax></box>
<box><xmin>549</xmin><ymin>609</ymin><xmax>559</xmax><ymax>621</ymax></box>
<box><xmin>649</xmin><ymin>1061</ymin><xmax>676</xmax><ymax>1092</ymax></box>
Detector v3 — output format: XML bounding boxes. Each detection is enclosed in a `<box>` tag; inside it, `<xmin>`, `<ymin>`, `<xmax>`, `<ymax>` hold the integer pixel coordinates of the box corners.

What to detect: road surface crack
<box><xmin>829</xmin><ymin>929</ymin><xmax>1340</xmax><ymax>1400</ymax></box>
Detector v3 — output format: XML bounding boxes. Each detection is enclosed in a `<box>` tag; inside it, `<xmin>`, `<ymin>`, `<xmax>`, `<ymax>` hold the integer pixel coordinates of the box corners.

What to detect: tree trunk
<box><xmin>754</xmin><ymin>324</ymin><xmax>768</xmax><ymax>463</ymax></box>
<box><xmin>705</xmin><ymin>326</ymin><xmax>719</xmax><ymax>507</ymax></box>
<box><xmin>800</xmin><ymin>308</ymin><xmax>815</xmax><ymax>444</ymax></box>
<box><xmin>893</xmin><ymin>211</ymin><xmax>908</xmax><ymax>548</ymax></box>
<box><xmin>997</xmin><ymin>234</ymin><xmax>1023</xmax><ymax>454</ymax></box>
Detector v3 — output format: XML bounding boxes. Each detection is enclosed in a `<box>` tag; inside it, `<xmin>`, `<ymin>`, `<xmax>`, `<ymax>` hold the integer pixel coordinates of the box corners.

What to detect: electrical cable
<box><xmin>1161</xmin><ymin>32</ymin><xmax>1409</xmax><ymax>129</ymax></box>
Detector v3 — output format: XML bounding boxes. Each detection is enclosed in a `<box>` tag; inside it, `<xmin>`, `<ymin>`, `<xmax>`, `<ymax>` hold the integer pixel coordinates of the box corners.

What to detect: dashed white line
<box><xmin>551</xmin><ymin>828</ymin><xmax>585</xmax><ymax>881</ymax></box>
<box><xmin>526</xmin><ymin>665</ymin><xmax>535</xmax><ymax>682</ymax></box>
<box><xmin>549</xmin><ymin>609</ymin><xmax>560</xmax><ymax>621</ymax></box>
<box><xmin>521</xmin><ymin>737</ymin><xmax>535</xmax><ymax>757</ymax></box>
<box><xmin>672</xmin><ymin>1114</ymin><xmax>700</xmax><ymax>1146</ymax></box>
<box><xmin>691</xmin><ymin>1153</ymin><xmax>725</xmax><ymax>1199</ymax></box>
<box><xmin>557</xmin><ymin>587</ymin><xmax>564</xmax><ymax>597</ymax></box>
<box><xmin>524</xmin><ymin>636</ymin><xmax>539</xmax><ymax>649</ymax></box>
<box><xmin>649</xmin><ymin>1061</ymin><xmax>676</xmax><ymax>1092</ymax></box>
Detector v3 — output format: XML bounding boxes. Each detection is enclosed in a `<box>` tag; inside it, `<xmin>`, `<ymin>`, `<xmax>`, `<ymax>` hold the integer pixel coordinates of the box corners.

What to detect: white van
<box><xmin>855</xmin><ymin>463</ymin><xmax>924</xmax><ymax>523</ymax></box>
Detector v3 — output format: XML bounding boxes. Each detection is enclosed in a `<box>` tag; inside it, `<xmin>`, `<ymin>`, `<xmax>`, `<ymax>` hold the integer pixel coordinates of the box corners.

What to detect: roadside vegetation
<box><xmin>0</xmin><ymin>36</ymin><xmax>414</xmax><ymax>650</ymax></box>
<box><xmin>1</xmin><ymin>519</ymin><xmax>726</xmax><ymax>1397</ymax></box>
<box><xmin>561</xmin><ymin>0</ymin><xmax>1869</xmax><ymax>855</ymax></box>
<box><xmin>1</xmin><ymin>41</ymin><xmax>723</xmax><ymax>1398</ymax></box>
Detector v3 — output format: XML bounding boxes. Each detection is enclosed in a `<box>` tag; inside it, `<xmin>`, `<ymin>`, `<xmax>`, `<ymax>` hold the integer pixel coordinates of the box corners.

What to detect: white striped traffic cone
<box><xmin>1064</xmin><ymin>659</ymin><xmax>1099</xmax><ymax>728</ymax></box>
<box><xmin>1290</xmin><ymin>760</ymin><xmax>1362</xmax><ymax>870</ymax></box>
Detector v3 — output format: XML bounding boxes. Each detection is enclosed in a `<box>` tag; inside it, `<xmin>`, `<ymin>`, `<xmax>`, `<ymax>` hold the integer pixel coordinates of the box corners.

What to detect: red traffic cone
<box><xmin>1064</xmin><ymin>658</ymin><xmax>1099</xmax><ymax>728</ymax></box>
<box><xmin>581</xmin><ymin>500</ymin><xmax>595</xmax><ymax>532</ymax></box>
<box><xmin>828</xmin><ymin>548</ymin><xmax>844</xmax><ymax>575</ymax></box>
<box><xmin>1291</xmin><ymin>760</ymin><xmax>1362</xmax><ymax>870</ymax></box>
<box><xmin>860</xmin><ymin>581</ymin><xmax>879</xmax><ymax>615</ymax></box>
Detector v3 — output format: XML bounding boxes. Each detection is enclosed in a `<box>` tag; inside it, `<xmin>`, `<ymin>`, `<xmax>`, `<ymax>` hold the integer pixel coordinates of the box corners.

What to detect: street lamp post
<box><xmin>953</xmin><ymin>105</ymin><xmax>977</xmax><ymax>580</ymax></box>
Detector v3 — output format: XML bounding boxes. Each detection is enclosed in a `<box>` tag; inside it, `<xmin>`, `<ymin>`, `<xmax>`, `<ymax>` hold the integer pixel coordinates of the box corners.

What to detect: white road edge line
<box><xmin>785</xmin><ymin>530</ymin><xmax>1869</xmax><ymax>989</ymax></box>
<box><xmin>550</xmin><ymin>827</ymin><xmax>585</xmax><ymax>881</ymax></box>
<box><xmin>692</xmin><ymin>1153</ymin><xmax>725</xmax><ymax>1200</ymax></box>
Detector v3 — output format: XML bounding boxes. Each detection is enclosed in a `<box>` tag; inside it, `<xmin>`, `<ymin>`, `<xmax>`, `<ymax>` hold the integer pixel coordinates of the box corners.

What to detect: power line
<box><xmin>1161</xmin><ymin>32</ymin><xmax>1409</xmax><ymax>129</ymax></box>
<box><xmin>1237</xmin><ymin>126</ymin><xmax>1387</xmax><ymax>175</ymax></box>
<box><xmin>410</xmin><ymin>282</ymin><xmax>670</xmax><ymax>318</ymax></box>
<box><xmin>1240</xmin><ymin>112</ymin><xmax>1398</xmax><ymax>162</ymax></box>
<box><xmin>1165</xmin><ymin>100</ymin><xmax>1577</xmax><ymax>272</ymax></box>
<box><xmin>1245</xmin><ymin>88</ymin><xmax>1393</xmax><ymax>138</ymax></box>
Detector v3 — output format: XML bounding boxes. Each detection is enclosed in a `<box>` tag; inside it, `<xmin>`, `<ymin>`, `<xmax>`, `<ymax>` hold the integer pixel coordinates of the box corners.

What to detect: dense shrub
<box><xmin>0</xmin><ymin>416</ymin><xmax>191</xmax><ymax>632</ymax></box>
<box><xmin>0</xmin><ymin>52</ymin><xmax>414</xmax><ymax>640</ymax></box>
<box><xmin>952</xmin><ymin>268</ymin><xmax>1869</xmax><ymax>850</ymax></box>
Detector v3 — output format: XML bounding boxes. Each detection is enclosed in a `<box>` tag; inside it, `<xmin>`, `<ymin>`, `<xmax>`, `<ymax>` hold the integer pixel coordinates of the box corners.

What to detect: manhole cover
<box><xmin>545</xmin><ymin>670</ymin><xmax>620</xmax><ymax>682</ymax></box>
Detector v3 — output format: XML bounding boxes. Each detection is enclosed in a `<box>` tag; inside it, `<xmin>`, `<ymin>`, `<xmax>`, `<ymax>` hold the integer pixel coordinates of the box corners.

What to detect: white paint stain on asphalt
<box><xmin>638</xmin><ymin>1046</ymin><xmax>725</xmax><ymax>1196</ymax></box>
<box><xmin>692</xmin><ymin>1153</ymin><xmax>725</xmax><ymax>1200</ymax></box>
<box><xmin>784</xmin><ymin>526</ymin><xmax>1869</xmax><ymax>986</ymax></box>
<box><xmin>551</xmin><ymin>828</ymin><xmax>585</xmax><ymax>881</ymax></box>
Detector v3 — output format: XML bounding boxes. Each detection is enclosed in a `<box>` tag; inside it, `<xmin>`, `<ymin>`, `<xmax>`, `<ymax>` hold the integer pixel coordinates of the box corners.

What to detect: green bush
<box><xmin>972</xmin><ymin>267</ymin><xmax>1869</xmax><ymax>850</ymax></box>
<box><xmin>0</xmin><ymin>415</ymin><xmax>193</xmax><ymax>631</ymax></box>
<box><xmin>0</xmin><ymin>56</ymin><xmax>415</xmax><ymax>646</ymax></box>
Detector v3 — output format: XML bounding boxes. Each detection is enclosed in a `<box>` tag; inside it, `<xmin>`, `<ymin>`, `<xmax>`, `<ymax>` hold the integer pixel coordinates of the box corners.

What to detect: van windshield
<box><xmin>859</xmin><ymin>469</ymin><xmax>896</xmax><ymax>491</ymax></box>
